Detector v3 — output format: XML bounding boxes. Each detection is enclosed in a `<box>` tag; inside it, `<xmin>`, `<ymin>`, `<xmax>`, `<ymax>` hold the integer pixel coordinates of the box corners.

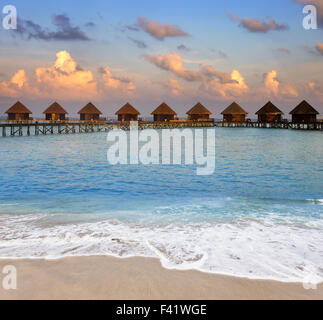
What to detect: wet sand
<box><xmin>0</xmin><ymin>256</ymin><xmax>322</xmax><ymax>300</ymax></box>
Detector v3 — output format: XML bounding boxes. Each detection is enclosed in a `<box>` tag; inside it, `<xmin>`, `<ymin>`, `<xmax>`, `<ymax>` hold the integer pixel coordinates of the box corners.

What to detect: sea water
<box><xmin>0</xmin><ymin>128</ymin><xmax>322</xmax><ymax>283</ymax></box>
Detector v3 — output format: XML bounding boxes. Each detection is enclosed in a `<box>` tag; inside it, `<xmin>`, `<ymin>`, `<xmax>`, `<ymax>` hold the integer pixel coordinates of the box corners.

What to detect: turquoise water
<box><xmin>0</xmin><ymin>128</ymin><xmax>322</xmax><ymax>282</ymax></box>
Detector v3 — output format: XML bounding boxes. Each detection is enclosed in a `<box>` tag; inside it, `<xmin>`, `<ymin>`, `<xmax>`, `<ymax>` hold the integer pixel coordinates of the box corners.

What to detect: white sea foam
<box><xmin>307</xmin><ymin>199</ymin><xmax>323</xmax><ymax>205</ymax></box>
<box><xmin>0</xmin><ymin>213</ymin><xmax>322</xmax><ymax>284</ymax></box>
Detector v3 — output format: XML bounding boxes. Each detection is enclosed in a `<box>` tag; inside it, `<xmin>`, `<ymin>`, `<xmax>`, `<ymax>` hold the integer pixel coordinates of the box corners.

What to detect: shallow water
<box><xmin>0</xmin><ymin>128</ymin><xmax>322</xmax><ymax>282</ymax></box>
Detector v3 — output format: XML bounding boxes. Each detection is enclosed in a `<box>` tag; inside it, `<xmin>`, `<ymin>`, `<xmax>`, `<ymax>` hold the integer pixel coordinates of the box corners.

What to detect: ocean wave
<box><xmin>0</xmin><ymin>213</ymin><xmax>322</xmax><ymax>284</ymax></box>
<box><xmin>306</xmin><ymin>199</ymin><xmax>323</xmax><ymax>205</ymax></box>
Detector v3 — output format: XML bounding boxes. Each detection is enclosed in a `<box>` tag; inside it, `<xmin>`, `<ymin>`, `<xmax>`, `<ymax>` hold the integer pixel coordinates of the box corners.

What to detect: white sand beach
<box><xmin>0</xmin><ymin>256</ymin><xmax>322</xmax><ymax>300</ymax></box>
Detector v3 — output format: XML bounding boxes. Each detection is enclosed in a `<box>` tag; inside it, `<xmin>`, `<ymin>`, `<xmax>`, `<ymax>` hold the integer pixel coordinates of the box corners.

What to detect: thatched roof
<box><xmin>78</xmin><ymin>102</ymin><xmax>102</xmax><ymax>115</ymax></box>
<box><xmin>289</xmin><ymin>100</ymin><xmax>319</xmax><ymax>115</ymax></box>
<box><xmin>115</xmin><ymin>103</ymin><xmax>140</xmax><ymax>115</ymax></box>
<box><xmin>256</xmin><ymin>101</ymin><xmax>283</xmax><ymax>115</ymax></box>
<box><xmin>186</xmin><ymin>102</ymin><xmax>212</xmax><ymax>115</ymax></box>
<box><xmin>43</xmin><ymin>102</ymin><xmax>68</xmax><ymax>114</ymax></box>
<box><xmin>151</xmin><ymin>102</ymin><xmax>177</xmax><ymax>115</ymax></box>
<box><xmin>221</xmin><ymin>102</ymin><xmax>248</xmax><ymax>115</ymax></box>
<box><xmin>5</xmin><ymin>101</ymin><xmax>32</xmax><ymax>114</ymax></box>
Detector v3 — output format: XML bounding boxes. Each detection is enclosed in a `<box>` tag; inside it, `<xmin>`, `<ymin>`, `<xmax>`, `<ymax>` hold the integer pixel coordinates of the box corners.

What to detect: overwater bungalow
<box><xmin>78</xmin><ymin>102</ymin><xmax>102</xmax><ymax>121</ymax></box>
<box><xmin>221</xmin><ymin>102</ymin><xmax>248</xmax><ymax>122</ymax></box>
<box><xmin>289</xmin><ymin>100</ymin><xmax>319</xmax><ymax>123</ymax></box>
<box><xmin>256</xmin><ymin>101</ymin><xmax>283</xmax><ymax>123</ymax></box>
<box><xmin>151</xmin><ymin>102</ymin><xmax>177</xmax><ymax>122</ymax></box>
<box><xmin>43</xmin><ymin>102</ymin><xmax>68</xmax><ymax>121</ymax></box>
<box><xmin>5</xmin><ymin>101</ymin><xmax>32</xmax><ymax>121</ymax></box>
<box><xmin>186</xmin><ymin>102</ymin><xmax>212</xmax><ymax>121</ymax></box>
<box><xmin>115</xmin><ymin>103</ymin><xmax>140</xmax><ymax>121</ymax></box>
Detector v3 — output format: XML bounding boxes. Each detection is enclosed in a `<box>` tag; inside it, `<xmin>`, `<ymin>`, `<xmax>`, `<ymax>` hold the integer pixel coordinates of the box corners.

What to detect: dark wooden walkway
<box><xmin>0</xmin><ymin>120</ymin><xmax>322</xmax><ymax>137</ymax></box>
<box><xmin>214</xmin><ymin>121</ymin><xmax>323</xmax><ymax>130</ymax></box>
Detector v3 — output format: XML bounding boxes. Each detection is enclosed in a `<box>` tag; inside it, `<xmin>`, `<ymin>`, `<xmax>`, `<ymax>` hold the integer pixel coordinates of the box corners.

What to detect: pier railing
<box><xmin>0</xmin><ymin>120</ymin><xmax>322</xmax><ymax>137</ymax></box>
<box><xmin>214</xmin><ymin>121</ymin><xmax>323</xmax><ymax>130</ymax></box>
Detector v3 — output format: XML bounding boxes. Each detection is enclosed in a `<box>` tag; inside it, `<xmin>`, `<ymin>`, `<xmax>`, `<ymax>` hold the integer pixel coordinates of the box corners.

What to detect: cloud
<box><xmin>301</xmin><ymin>44</ymin><xmax>317</xmax><ymax>55</ymax></box>
<box><xmin>307</xmin><ymin>81</ymin><xmax>323</xmax><ymax>101</ymax></box>
<box><xmin>294</xmin><ymin>0</ymin><xmax>323</xmax><ymax>25</ymax></box>
<box><xmin>128</xmin><ymin>37</ymin><xmax>147</xmax><ymax>49</ymax></box>
<box><xmin>0</xmin><ymin>69</ymin><xmax>29</xmax><ymax>98</ymax></box>
<box><xmin>144</xmin><ymin>52</ymin><xmax>238</xmax><ymax>84</ymax></box>
<box><xmin>218</xmin><ymin>51</ymin><xmax>228</xmax><ymax>58</ymax></box>
<box><xmin>277</xmin><ymin>48</ymin><xmax>291</xmax><ymax>55</ymax></box>
<box><xmin>99</xmin><ymin>67</ymin><xmax>136</xmax><ymax>92</ymax></box>
<box><xmin>143</xmin><ymin>52</ymin><xmax>203</xmax><ymax>81</ymax></box>
<box><xmin>136</xmin><ymin>17</ymin><xmax>190</xmax><ymax>40</ymax></box>
<box><xmin>125</xmin><ymin>24</ymin><xmax>141</xmax><ymax>32</ymax></box>
<box><xmin>163</xmin><ymin>78</ymin><xmax>183</xmax><ymax>96</ymax></box>
<box><xmin>301</xmin><ymin>43</ymin><xmax>323</xmax><ymax>56</ymax></box>
<box><xmin>263</xmin><ymin>70</ymin><xmax>298</xmax><ymax>98</ymax></box>
<box><xmin>229</xmin><ymin>13</ymin><xmax>288</xmax><ymax>33</ymax></box>
<box><xmin>210</xmin><ymin>49</ymin><xmax>228</xmax><ymax>58</ymax></box>
<box><xmin>16</xmin><ymin>14</ymin><xmax>90</xmax><ymax>41</ymax></box>
<box><xmin>202</xmin><ymin>65</ymin><xmax>238</xmax><ymax>84</ymax></box>
<box><xmin>0</xmin><ymin>50</ymin><xmax>136</xmax><ymax>101</ymax></box>
<box><xmin>264</xmin><ymin>70</ymin><xmax>280</xmax><ymax>96</ymax></box>
<box><xmin>144</xmin><ymin>51</ymin><xmax>248</xmax><ymax>99</ymax></box>
<box><xmin>280</xmin><ymin>84</ymin><xmax>298</xmax><ymax>98</ymax></box>
<box><xmin>203</xmin><ymin>70</ymin><xmax>249</xmax><ymax>98</ymax></box>
<box><xmin>10</xmin><ymin>70</ymin><xmax>28</xmax><ymax>89</ymax></box>
<box><xmin>316</xmin><ymin>43</ymin><xmax>323</xmax><ymax>56</ymax></box>
<box><xmin>177</xmin><ymin>44</ymin><xmax>190</xmax><ymax>51</ymax></box>
<box><xmin>85</xmin><ymin>22</ymin><xmax>95</xmax><ymax>28</ymax></box>
<box><xmin>35</xmin><ymin>50</ymin><xmax>97</xmax><ymax>99</ymax></box>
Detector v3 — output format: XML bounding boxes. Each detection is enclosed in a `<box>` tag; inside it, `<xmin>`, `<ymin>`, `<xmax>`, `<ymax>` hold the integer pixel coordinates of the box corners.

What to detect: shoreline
<box><xmin>1</xmin><ymin>256</ymin><xmax>322</xmax><ymax>300</ymax></box>
<box><xmin>0</xmin><ymin>254</ymin><xmax>313</xmax><ymax>284</ymax></box>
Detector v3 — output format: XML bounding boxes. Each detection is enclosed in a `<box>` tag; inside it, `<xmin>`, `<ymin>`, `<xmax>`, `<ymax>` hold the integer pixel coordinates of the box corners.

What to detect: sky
<box><xmin>0</xmin><ymin>0</ymin><xmax>322</xmax><ymax>119</ymax></box>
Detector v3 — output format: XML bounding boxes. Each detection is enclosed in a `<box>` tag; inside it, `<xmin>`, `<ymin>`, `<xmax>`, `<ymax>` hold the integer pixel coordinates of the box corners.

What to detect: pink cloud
<box><xmin>263</xmin><ymin>70</ymin><xmax>298</xmax><ymax>99</ymax></box>
<box><xmin>277</xmin><ymin>48</ymin><xmax>291</xmax><ymax>55</ymax></box>
<box><xmin>137</xmin><ymin>17</ymin><xmax>189</xmax><ymax>40</ymax></box>
<box><xmin>229</xmin><ymin>13</ymin><xmax>288</xmax><ymax>33</ymax></box>
<box><xmin>143</xmin><ymin>52</ymin><xmax>203</xmax><ymax>81</ymax></box>
<box><xmin>100</xmin><ymin>67</ymin><xmax>136</xmax><ymax>93</ymax></box>
<box><xmin>264</xmin><ymin>70</ymin><xmax>280</xmax><ymax>96</ymax></box>
<box><xmin>163</xmin><ymin>78</ymin><xmax>183</xmax><ymax>96</ymax></box>
<box><xmin>0</xmin><ymin>51</ymin><xmax>136</xmax><ymax>101</ymax></box>
<box><xmin>307</xmin><ymin>81</ymin><xmax>323</xmax><ymax>101</ymax></box>
<box><xmin>316</xmin><ymin>43</ymin><xmax>323</xmax><ymax>56</ymax></box>
<box><xmin>202</xmin><ymin>65</ymin><xmax>238</xmax><ymax>84</ymax></box>
<box><xmin>35</xmin><ymin>50</ymin><xmax>98</xmax><ymax>100</ymax></box>
<box><xmin>203</xmin><ymin>70</ymin><xmax>249</xmax><ymax>99</ymax></box>
<box><xmin>0</xmin><ymin>69</ymin><xmax>32</xmax><ymax>98</ymax></box>
<box><xmin>144</xmin><ymin>51</ymin><xmax>249</xmax><ymax>99</ymax></box>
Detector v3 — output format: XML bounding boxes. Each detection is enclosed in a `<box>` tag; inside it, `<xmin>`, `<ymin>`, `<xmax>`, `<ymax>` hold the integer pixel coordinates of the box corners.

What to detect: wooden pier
<box><xmin>1</xmin><ymin>121</ymin><xmax>115</xmax><ymax>137</ymax></box>
<box><xmin>214</xmin><ymin>121</ymin><xmax>323</xmax><ymax>130</ymax></box>
<box><xmin>0</xmin><ymin>120</ymin><xmax>322</xmax><ymax>137</ymax></box>
<box><xmin>0</xmin><ymin>120</ymin><xmax>215</xmax><ymax>137</ymax></box>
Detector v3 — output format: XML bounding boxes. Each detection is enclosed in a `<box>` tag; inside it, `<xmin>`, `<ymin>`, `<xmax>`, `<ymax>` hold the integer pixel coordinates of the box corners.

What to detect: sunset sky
<box><xmin>0</xmin><ymin>0</ymin><xmax>322</xmax><ymax>118</ymax></box>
